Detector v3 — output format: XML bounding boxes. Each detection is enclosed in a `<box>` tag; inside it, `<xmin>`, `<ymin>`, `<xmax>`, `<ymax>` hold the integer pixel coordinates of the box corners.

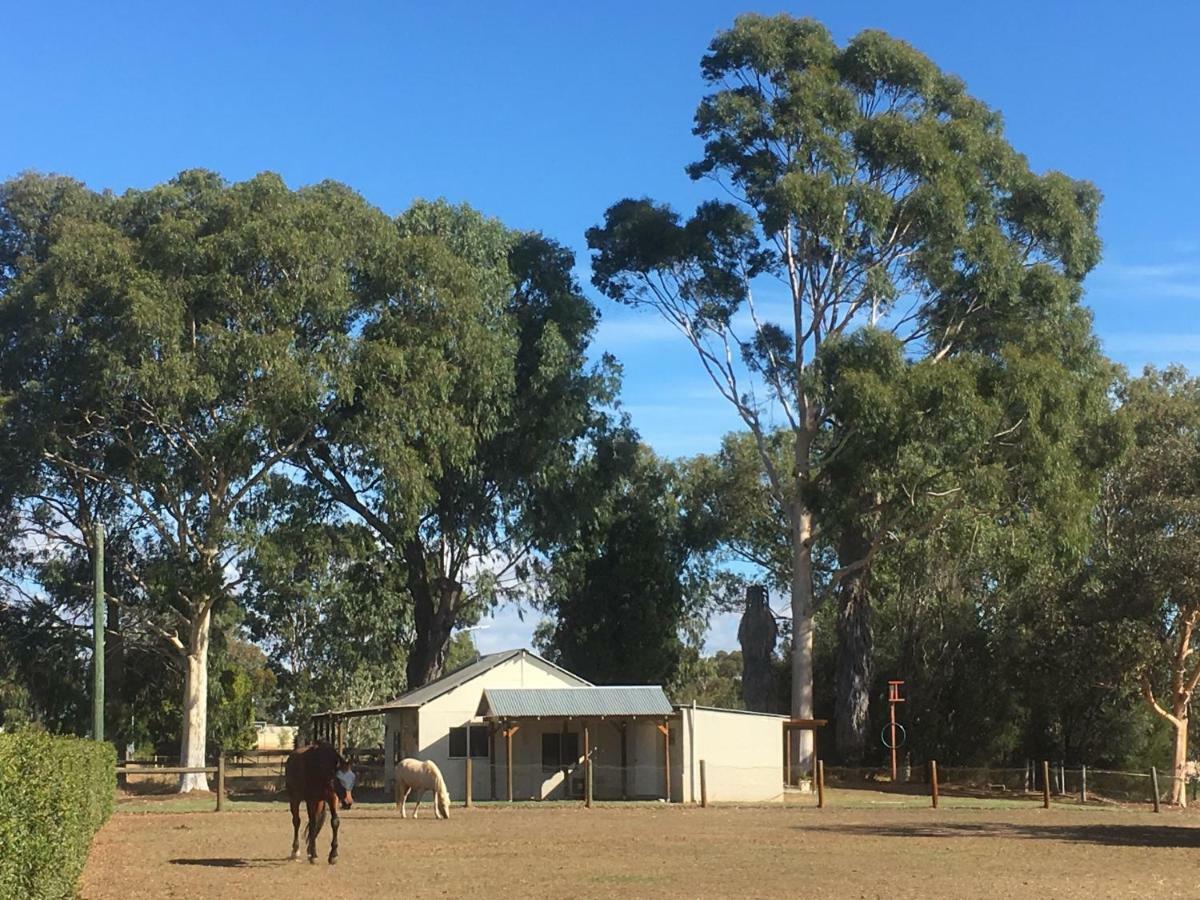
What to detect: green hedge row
<box><xmin>0</xmin><ymin>731</ymin><xmax>116</xmax><ymax>899</ymax></box>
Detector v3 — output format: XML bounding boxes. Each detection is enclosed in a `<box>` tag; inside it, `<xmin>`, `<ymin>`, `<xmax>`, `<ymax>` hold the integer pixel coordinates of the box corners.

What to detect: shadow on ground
<box><xmin>168</xmin><ymin>857</ymin><xmax>286</xmax><ymax>868</ymax></box>
<box><xmin>802</xmin><ymin>821</ymin><xmax>1200</xmax><ymax>848</ymax></box>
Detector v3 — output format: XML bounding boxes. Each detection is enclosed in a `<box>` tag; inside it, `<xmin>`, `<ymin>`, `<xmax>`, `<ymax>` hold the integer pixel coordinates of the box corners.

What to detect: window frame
<box><xmin>448</xmin><ymin>724</ymin><xmax>489</xmax><ymax>759</ymax></box>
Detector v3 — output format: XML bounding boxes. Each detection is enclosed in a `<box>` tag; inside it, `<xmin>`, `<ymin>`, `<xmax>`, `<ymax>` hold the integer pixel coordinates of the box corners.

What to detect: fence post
<box><xmin>1059</xmin><ymin>762</ymin><xmax>1066</xmax><ymax>796</ymax></box>
<box><xmin>584</xmin><ymin>723</ymin><xmax>592</xmax><ymax>809</ymax></box>
<box><xmin>930</xmin><ymin>760</ymin><xmax>939</xmax><ymax>809</ymax></box>
<box><xmin>1080</xmin><ymin>765</ymin><xmax>1087</xmax><ymax>804</ymax></box>
<box><xmin>1151</xmin><ymin>767</ymin><xmax>1161</xmax><ymax>813</ymax></box>
<box><xmin>1042</xmin><ymin>761</ymin><xmax>1050</xmax><ymax>809</ymax></box>
<box><xmin>465</xmin><ymin>754</ymin><xmax>473</xmax><ymax>808</ymax></box>
<box><xmin>216</xmin><ymin>752</ymin><xmax>225</xmax><ymax>812</ymax></box>
<box><xmin>817</xmin><ymin>759</ymin><xmax>825</xmax><ymax>809</ymax></box>
<box><xmin>700</xmin><ymin>759</ymin><xmax>708</xmax><ymax>808</ymax></box>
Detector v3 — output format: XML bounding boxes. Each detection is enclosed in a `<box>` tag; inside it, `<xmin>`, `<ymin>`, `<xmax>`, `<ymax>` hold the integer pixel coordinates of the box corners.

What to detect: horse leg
<box><xmin>412</xmin><ymin>788</ymin><xmax>423</xmax><ymax>819</ymax></box>
<box><xmin>306</xmin><ymin>798</ymin><xmax>321</xmax><ymax>862</ymax></box>
<box><xmin>400</xmin><ymin>785</ymin><xmax>410</xmax><ymax>819</ymax></box>
<box><xmin>325</xmin><ymin>784</ymin><xmax>340</xmax><ymax>864</ymax></box>
<box><xmin>289</xmin><ymin>797</ymin><xmax>302</xmax><ymax>860</ymax></box>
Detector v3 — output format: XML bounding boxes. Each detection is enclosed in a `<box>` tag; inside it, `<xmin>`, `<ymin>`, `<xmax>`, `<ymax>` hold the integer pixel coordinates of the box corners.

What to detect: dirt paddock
<box><xmin>81</xmin><ymin>799</ymin><xmax>1200</xmax><ymax>899</ymax></box>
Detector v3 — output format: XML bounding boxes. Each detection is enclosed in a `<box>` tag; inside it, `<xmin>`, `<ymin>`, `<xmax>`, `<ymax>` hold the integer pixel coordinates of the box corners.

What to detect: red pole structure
<box><xmin>887</xmin><ymin>681</ymin><xmax>905</xmax><ymax>782</ymax></box>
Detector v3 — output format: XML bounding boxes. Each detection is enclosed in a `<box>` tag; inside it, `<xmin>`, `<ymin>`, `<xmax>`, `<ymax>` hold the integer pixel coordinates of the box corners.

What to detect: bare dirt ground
<box><xmin>80</xmin><ymin>799</ymin><xmax>1200</xmax><ymax>899</ymax></box>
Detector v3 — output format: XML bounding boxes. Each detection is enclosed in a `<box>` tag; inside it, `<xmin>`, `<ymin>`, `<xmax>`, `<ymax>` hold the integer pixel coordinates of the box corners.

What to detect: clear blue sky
<box><xmin>7</xmin><ymin>1</ymin><xmax>1198</xmax><ymax>652</ymax></box>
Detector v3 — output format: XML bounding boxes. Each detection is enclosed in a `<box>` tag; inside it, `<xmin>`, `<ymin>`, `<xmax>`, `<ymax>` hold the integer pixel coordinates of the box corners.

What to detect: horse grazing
<box><xmin>396</xmin><ymin>757</ymin><xmax>451</xmax><ymax>819</ymax></box>
<box><xmin>285</xmin><ymin>743</ymin><xmax>351</xmax><ymax>864</ymax></box>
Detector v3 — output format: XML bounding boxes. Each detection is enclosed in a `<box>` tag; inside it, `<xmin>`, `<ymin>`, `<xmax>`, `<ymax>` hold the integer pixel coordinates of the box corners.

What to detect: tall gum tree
<box><xmin>1100</xmin><ymin>369</ymin><xmax>1200</xmax><ymax>806</ymax></box>
<box><xmin>588</xmin><ymin>15</ymin><xmax>1103</xmax><ymax>765</ymax></box>
<box><xmin>0</xmin><ymin>171</ymin><xmax>391</xmax><ymax>788</ymax></box>
<box><xmin>301</xmin><ymin>201</ymin><xmax>617</xmax><ymax>688</ymax></box>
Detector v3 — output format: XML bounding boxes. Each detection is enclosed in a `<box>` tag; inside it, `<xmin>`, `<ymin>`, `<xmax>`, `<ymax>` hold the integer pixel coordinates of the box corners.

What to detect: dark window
<box><xmin>449</xmin><ymin>725</ymin><xmax>489</xmax><ymax>759</ymax></box>
<box><xmin>469</xmin><ymin>724</ymin><xmax>489</xmax><ymax>758</ymax></box>
<box><xmin>541</xmin><ymin>732</ymin><xmax>580</xmax><ymax>770</ymax></box>
<box><xmin>562</xmin><ymin>732</ymin><xmax>579</xmax><ymax>766</ymax></box>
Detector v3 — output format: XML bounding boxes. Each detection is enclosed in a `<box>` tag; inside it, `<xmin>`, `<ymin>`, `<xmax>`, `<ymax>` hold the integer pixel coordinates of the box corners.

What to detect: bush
<box><xmin>0</xmin><ymin>730</ymin><xmax>115</xmax><ymax>899</ymax></box>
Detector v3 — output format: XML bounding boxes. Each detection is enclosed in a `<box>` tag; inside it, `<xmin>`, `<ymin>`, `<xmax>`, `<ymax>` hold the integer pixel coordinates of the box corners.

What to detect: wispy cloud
<box><xmin>593</xmin><ymin>314</ymin><xmax>681</xmax><ymax>347</ymax></box>
<box><xmin>1102</xmin><ymin>333</ymin><xmax>1200</xmax><ymax>355</ymax></box>
<box><xmin>1091</xmin><ymin>259</ymin><xmax>1200</xmax><ymax>301</ymax></box>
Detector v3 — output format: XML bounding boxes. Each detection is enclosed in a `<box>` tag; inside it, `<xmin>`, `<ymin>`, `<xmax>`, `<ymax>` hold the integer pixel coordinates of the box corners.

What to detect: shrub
<box><xmin>0</xmin><ymin>730</ymin><xmax>115</xmax><ymax>899</ymax></box>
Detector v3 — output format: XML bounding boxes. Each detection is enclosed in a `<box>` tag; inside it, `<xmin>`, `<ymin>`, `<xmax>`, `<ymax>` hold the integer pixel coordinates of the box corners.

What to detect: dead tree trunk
<box><xmin>738</xmin><ymin>584</ymin><xmax>778</xmax><ymax>712</ymax></box>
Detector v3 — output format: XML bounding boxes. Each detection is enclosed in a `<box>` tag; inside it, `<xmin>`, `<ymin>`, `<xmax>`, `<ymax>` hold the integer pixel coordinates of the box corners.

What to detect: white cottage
<box><xmin>315</xmin><ymin>648</ymin><xmax>789</xmax><ymax>804</ymax></box>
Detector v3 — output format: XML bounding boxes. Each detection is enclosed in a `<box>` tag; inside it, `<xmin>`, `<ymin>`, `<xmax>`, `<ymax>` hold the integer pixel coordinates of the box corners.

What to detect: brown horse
<box><xmin>285</xmin><ymin>742</ymin><xmax>351</xmax><ymax>864</ymax></box>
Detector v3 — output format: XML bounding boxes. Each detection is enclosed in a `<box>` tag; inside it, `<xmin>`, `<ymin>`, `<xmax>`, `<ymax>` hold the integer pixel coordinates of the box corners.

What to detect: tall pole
<box><xmin>93</xmin><ymin>523</ymin><xmax>105</xmax><ymax>742</ymax></box>
<box><xmin>887</xmin><ymin>681</ymin><xmax>905</xmax><ymax>782</ymax></box>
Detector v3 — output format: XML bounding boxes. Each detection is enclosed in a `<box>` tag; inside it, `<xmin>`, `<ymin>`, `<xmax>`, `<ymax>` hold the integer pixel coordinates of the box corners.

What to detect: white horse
<box><xmin>396</xmin><ymin>758</ymin><xmax>451</xmax><ymax>819</ymax></box>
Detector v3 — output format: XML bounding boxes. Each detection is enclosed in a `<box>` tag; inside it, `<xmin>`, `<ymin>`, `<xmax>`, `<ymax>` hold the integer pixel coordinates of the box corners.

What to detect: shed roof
<box><xmin>314</xmin><ymin>648</ymin><xmax>590</xmax><ymax>718</ymax></box>
<box><xmin>477</xmin><ymin>686</ymin><xmax>674</xmax><ymax>719</ymax></box>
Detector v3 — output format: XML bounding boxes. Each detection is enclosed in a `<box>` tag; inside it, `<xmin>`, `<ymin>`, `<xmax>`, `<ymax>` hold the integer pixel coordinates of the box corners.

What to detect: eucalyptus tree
<box><xmin>1096</xmin><ymin>368</ymin><xmax>1200</xmax><ymax>805</ymax></box>
<box><xmin>534</xmin><ymin>438</ymin><xmax>712</xmax><ymax>687</ymax></box>
<box><xmin>301</xmin><ymin>200</ymin><xmax>616</xmax><ymax>688</ymax></box>
<box><xmin>0</xmin><ymin>170</ymin><xmax>393</xmax><ymax>787</ymax></box>
<box><xmin>589</xmin><ymin>15</ymin><xmax>1104</xmax><ymax>763</ymax></box>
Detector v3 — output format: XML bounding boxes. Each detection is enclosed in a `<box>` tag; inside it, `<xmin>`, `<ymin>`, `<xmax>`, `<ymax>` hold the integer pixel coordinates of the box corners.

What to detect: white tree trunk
<box><xmin>178</xmin><ymin>610</ymin><xmax>211</xmax><ymax>793</ymax></box>
<box><xmin>790</xmin><ymin>501</ymin><xmax>815</xmax><ymax>776</ymax></box>
<box><xmin>1171</xmin><ymin>713</ymin><xmax>1188</xmax><ymax>808</ymax></box>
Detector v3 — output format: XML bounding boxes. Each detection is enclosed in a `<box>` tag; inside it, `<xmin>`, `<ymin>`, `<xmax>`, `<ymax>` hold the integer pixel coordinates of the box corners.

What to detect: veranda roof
<box><xmin>477</xmin><ymin>686</ymin><xmax>674</xmax><ymax>719</ymax></box>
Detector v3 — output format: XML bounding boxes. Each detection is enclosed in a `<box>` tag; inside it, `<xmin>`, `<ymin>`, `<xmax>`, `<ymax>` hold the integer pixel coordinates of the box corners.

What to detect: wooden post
<box><xmin>930</xmin><ymin>760</ymin><xmax>939</xmax><ymax>809</ymax></box>
<box><xmin>1080</xmin><ymin>765</ymin><xmax>1087</xmax><ymax>804</ymax></box>
<box><xmin>394</xmin><ymin>765</ymin><xmax>402</xmax><ymax>809</ymax></box>
<box><xmin>505</xmin><ymin>725</ymin><xmax>516</xmax><ymax>802</ymax></box>
<box><xmin>619</xmin><ymin>723</ymin><xmax>628</xmax><ymax>801</ymax></box>
<box><xmin>1042</xmin><ymin>761</ymin><xmax>1051</xmax><ymax>809</ymax></box>
<box><xmin>489</xmin><ymin>726</ymin><xmax>497</xmax><ymax>801</ymax></box>
<box><xmin>1151</xmin><ymin>767</ymin><xmax>1161</xmax><ymax>813</ymax></box>
<box><xmin>658</xmin><ymin>721</ymin><xmax>671</xmax><ymax>803</ymax></box>
<box><xmin>216</xmin><ymin>752</ymin><xmax>225</xmax><ymax>812</ymax></box>
<box><xmin>583</xmin><ymin>722</ymin><xmax>592</xmax><ymax>809</ymax></box>
<box><xmin>784</xmin><ymin>725</ymin><xmax>792</xmax><ymax>788</ymax></box>
<box><xmin>817</xmin><ymin>759</ymin><xmax>825</xmax><ymax>809</ymax></box>
<box><xmin>465</xmin><ymin>753</ymin><xmax>473</xmax><ymax>808</ymax></box>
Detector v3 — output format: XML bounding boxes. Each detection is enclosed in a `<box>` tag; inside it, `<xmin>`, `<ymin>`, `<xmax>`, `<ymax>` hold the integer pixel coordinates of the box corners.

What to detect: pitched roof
<box><xmin>313</xmin><ymin>649</ymin><xmax>590</xmax><ymax>718</ymax></box>
<box><xmin>477</xmin><ymin>686</ymin><xmax>674</xmax><ymax>719</ymax></box>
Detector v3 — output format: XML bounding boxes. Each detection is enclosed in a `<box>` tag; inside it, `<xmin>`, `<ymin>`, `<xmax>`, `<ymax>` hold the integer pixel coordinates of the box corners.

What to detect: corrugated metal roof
<box><xmin>477</xmin><ymin>686</ymin><xmax>674</xmax><ymax>719</ymax></box>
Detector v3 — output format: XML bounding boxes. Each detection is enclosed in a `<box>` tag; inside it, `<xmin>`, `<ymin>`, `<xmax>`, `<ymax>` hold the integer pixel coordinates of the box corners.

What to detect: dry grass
<box><xmin>81</xmin><ymin>799</ymin><xmax>1200</xmax><ymax>899</ymax></box>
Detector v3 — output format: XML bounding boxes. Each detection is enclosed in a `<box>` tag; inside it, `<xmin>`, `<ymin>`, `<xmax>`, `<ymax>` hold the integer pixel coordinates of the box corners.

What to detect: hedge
<box><xmin>0</xmin><ymin>731</ymin><xmax>116</xmax><ymax>899</ymax></box>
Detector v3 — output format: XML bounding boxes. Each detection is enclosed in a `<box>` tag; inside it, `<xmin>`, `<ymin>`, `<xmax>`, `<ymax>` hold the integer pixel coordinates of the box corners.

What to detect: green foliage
<box><xmin>590</xmin><ymin>14</ymin><xmax>1111</xmax><ymax>757</ymax></box>
<box><xmin>536</xmin><ymin>442</ymin><xmax>707</xmax><ymax>686</ymax></box>
<box><xmin>0</xmin><ymin>731</ymin><xmax>115</xmax><ymax>899</ymax></box>
<box><xmin>242</xmin><ymin>481</ymin><xmax>408</xmax><ymax>740</ymax></box>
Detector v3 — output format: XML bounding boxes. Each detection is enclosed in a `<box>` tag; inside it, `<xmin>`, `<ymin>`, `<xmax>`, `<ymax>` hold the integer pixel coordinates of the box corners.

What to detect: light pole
<box><xmin>93</xmin><ymin>523</ymin><xmax>105</xmax><ymax>742</ymax></box>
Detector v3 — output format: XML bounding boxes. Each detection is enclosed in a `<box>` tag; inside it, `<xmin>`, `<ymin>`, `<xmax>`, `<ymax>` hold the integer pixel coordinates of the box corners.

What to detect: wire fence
<box><xmin>116</xmin><ymin>749</ymin><xmax>1198</xmax><ymax>812</ymax></box>
<box><xmin>815</xmin><ymin>762</ymin><xmax>1191</xmax><ymax>810</ymax></box>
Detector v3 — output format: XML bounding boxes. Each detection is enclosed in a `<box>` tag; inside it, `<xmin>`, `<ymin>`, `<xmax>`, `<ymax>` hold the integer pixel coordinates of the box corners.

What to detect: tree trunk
<box><xmin>104</xmin><ymin>594</ymin><xmax>124</xmax><ymax>753</ymax></box>
<box><xmin>790</xmin><ymin>501</ymin><xmax>815</xmax><ymax>777</ymax></box>
<box><xmin>834</xmin><ymin>528</ymin><xmax>873</xmax><ymax>764</ymax></box>
<box><xmin>404</xmin><ymin>541</ymin><xmax>458</xmax><ymax>689</ymax></box>
<box><xmin>178</xmin><ymin>610</ymin><xmax>211</xmax><ymax>792</ymax></box>
<box><xmin>738</xmin><ymin>584</ymin><xmax>779</xmax><ymax>712</ymax></box>
<box><xmin>1171</xmin><ymin>713</ymin><xmax>1188</xmax><ymax>808</ymax></box>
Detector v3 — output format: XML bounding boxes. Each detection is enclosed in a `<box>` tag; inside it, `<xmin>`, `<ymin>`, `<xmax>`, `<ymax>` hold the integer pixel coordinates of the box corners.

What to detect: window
<box><xmin>449</xmin><ymin>724</ymin><xmax>489</xmax><ymax>759</ymax></box>
<box><xmin>541</xmin><ymin>731</ymin><xmax>580</xmax><ymax>770</ymax></box>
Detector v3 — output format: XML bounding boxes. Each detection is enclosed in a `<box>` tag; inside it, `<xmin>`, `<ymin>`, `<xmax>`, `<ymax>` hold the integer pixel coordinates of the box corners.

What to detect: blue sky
<box><xmin>6</xmin><ymin>1</ymin><xmax>1198</xmax><ymax>654</ymax></box>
